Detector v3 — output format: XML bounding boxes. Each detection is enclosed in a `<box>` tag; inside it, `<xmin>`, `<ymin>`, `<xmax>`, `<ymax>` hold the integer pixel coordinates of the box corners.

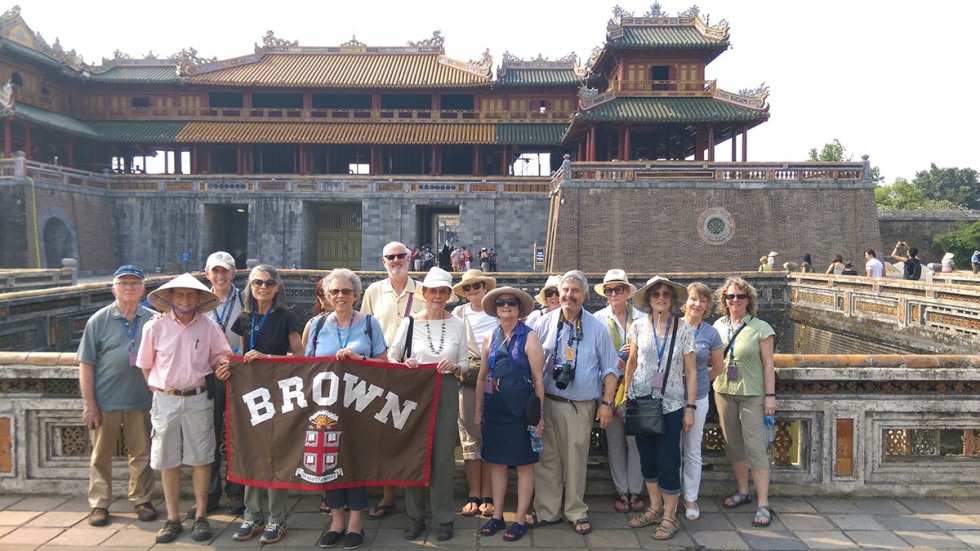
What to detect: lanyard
<box><xmin>693</xmin><ymin>321</ymin><xmax>703</xmax><ymax>340</ymax></box>
<box><xmin>555</xmin><ymin>310</ymin><xmax>582</xmax><ymax>371</ymax></box>
<box><xmin>250</xmin><ymin>309</ymin><xmax>272</xmax><ymax>352</ymax></box>
<box><xmin>652</xmin><ymin>315</ymin><xmax>672</xmax><ymax>367</ymax></box>
<box><xmin>334</xmin><ymin>311</ymin><xmax>355</xmax><ymax>349</ymax></box>
<box><xmin>212</xmin><ymin>288</ymin><xmax>236</xmax><ymax>331</ymax></box>
<box><xmin>118</xmin><ymin>315</ymin><xmax>140</xmax><ymax>350</ymax></box>
<box><xmin>726</xmin><ymin>315</ymin><xmax>750</xmax><ymax>363</ymax></box>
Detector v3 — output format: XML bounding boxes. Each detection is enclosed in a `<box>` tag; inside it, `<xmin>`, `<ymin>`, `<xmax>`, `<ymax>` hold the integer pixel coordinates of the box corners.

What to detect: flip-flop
<box><xmin>479</xmin><ymin>497</ymin><xmax>494</xmax><ymax>517</ymax></box>
<box><xmin>460</xmin><ymin>497</ymin><xmax>481</xmax><ymax>517</ymax></box>
<box><xmin>364</xmin><ymin>503</ymin><xmax>395</xmax><ymax>520</ymax></box>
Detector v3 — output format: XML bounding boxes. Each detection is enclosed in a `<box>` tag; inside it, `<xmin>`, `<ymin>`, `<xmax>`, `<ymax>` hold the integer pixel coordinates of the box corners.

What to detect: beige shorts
<box><xmin>150</xmin><ymin>392</ymin><xmax>215</xmax><ymax>470</ymax></box>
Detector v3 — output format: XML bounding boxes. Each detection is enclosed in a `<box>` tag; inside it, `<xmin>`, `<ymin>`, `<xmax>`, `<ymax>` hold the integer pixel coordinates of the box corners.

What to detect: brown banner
<box><xmin>225</xmin><ymin>357</ymin><xmax>441</xmax><ymax>491</ymax></box>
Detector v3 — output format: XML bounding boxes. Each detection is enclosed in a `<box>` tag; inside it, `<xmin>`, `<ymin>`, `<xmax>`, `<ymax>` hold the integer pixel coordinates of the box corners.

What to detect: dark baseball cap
<box><xmin>113</xmin><ymin>265</ymin><xmax>145</xmax><ymax>280</ymax></box>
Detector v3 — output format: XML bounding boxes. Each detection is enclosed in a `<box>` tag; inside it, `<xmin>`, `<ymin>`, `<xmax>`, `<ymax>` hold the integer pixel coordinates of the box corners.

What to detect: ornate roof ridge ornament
<box><xmin>262</xmin><ymin>30</ymin><xmax>299</xmax><ymax>48</ymax></box>
<box><xmin>714</xmin><ymin>82</ymin><xmax>770</xmax><ymax>111</ymax></box>
<box><xmin>497</xmin><ymin>51</ymin><xmax>582</xmax><ymax>78</ymax></box>
<box><xmin>0</xmin><ymin>7</ymin><xmax>87</xmax><ymax>70</ymax></box>
<box><xmin>606</xmin><ymin>3</ymin><xmax>729</xmax><ymax>41</ymax></box>
<box><xmin>407</xmin><ymin>30</ymin><xmax>445</xmax><ymax>51</ymax></box>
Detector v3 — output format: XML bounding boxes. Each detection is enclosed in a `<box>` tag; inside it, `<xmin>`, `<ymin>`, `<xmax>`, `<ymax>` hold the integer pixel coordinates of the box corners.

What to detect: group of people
<box><xmin>78</xmin><ymin>243</ymin><xmax>778</xmax><ymax>547</ymax></box>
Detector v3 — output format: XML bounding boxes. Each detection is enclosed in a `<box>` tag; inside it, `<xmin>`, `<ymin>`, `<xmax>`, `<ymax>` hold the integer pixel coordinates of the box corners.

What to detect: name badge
<box><xmin>129</xmin><ymin>350</ymin><xmax>139</xmax><ymax>367</ymax></box>
<box><xmin>727</xmin><ymin>361</ymin><xmax>739</xmax><ymax>381</ymax></box>
<box><xmin>484</xmin><ymin>374</ymin><xmax>493</xmax><ymax>394</ymax></box>
<box><xmin>651</xmin><ymin>371</ymin><xmax>665</xmax><ymax>390</ymax></box>
<box><xmin>565</xmin><ymin>347</ymin><xmax>576</xmax><ymax>362</ymax></box>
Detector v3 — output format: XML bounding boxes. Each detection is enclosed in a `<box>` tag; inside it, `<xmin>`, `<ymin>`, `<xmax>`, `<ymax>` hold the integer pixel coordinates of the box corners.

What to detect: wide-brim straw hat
<box><xmin>414</xmin><ymin>267</ymin><xmax>459</xmax><ymax>303</ymax></box>
<box><xmin>768</xmin><ymin>251</ymin><xmax>779</xmax><ymax>257</ymax></box>
<box><xmin>634</xmin><ymin>276</ymin><xmax>688</xmax><ymax>313</ymax></box>
<box><xmin>943</xmin><ymin>252</ymin><xmax>955</xmax><ymax>260</ymax></box>
<box><xmin>452</xmin><ymin>268</ymin><xmax>497</xmax><ymax>297</ymax></box>
<box><xmin>593</xmin><ymin>268</ymin><xmax>637</xmax><ymax>298</ymax></box>
<box><xmin>482</xmin><ymin>286</ymin><xmax>536</xmax><ymax>318</ymax></box>
<box><xmin>147</xmin><ymin>273</ymin><xmax>220</xmax><ymax>314</ymax></box>
<box><xmin>535</xmin><ymin>275</ymin><xmax>562</xmax><ymax>306</ymax></box>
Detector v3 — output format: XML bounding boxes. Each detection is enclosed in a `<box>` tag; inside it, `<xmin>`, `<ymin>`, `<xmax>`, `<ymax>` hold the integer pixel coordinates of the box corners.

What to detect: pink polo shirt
<box><xmin>137</xmin><ymin>310</ymin><xmax>232</xmax><ymax>391</ymax></box>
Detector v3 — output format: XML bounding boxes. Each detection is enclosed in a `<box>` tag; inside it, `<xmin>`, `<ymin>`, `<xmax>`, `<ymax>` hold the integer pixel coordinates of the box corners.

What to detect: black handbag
<box><xmin>624</xmin><ymin>318</ymin><xmax>678</xmax><ymax>436</ymax></box>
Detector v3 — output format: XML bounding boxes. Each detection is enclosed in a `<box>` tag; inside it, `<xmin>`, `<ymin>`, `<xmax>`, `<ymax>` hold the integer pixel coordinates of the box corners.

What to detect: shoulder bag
<box><xmin>624</xmin><ymin>318</ymin><xmax>678</xmax><ymax>436</ymax></box>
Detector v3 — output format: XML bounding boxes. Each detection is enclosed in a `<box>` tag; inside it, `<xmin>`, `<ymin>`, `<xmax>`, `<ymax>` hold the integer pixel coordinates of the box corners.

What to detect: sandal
<box><xmin>573</xmin><ymin>517</ymin><xmax>592</xmax><ymax>535</ymax></box>
<box><xmin>480</xmin><ymin>517</ymin><xmax>506</xmax><ymax>536</ymax></box>
<box><xmin>364</xmin><ymin>503</ymin><xmax>395</xmax><ymax>520</ymax></box>
<box><xmin>684</xmin><ymin>500</ymin><xmax>700</xmax><ymax>520</ymax></box>
<box><xmin>460</xmin><ymin>496</ymin><xmax>481</xmax><ymax>517</ymax></box>
<box><xmin>628</xmin><ymin>507</ymin><xmax>662</xmax><ymax>528</ymax></box>
<box><xmin>723</xmin><ymin>491</ymin><xmax>752</xmax><ymax>509</ymax></box>
<box><xmin>652</xmin><ymin>517</ymin><xmax>678</xmax><ymax>540</ymax></box>
<box><xmin>525</xmin><ymin>512</ymin><xmax>562</xmax><ymax>529</ymax></box>
<box><xmin>629</xmin><ymin>493</ymin><xmax>645</xmax><ymax>512</ymax></box>
<box><xmin>479</xmin><ymin>497</ymin><xmax>494</xmax><ymax>517</ymax></box>
<box><xmin>502</xmin><ymin>522</ymin><xmax>527</xmax><ymax>542</ymax></box>
<box><xmin>752</xmin><ymin>505</ymin><xmax>773</xmax><ymax>527</ymax></box>
<box><xmin>614</xmin><ymin>493</ymin><xmax>630</xmax><ymax>513</ymax></box>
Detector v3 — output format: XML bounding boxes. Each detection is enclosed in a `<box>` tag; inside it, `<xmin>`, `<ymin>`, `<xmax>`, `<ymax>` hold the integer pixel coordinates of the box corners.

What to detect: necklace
<box><xmin>424</xmin><ymin>316</ymin><xmax>447</xmax><ymax>355</ymax></box>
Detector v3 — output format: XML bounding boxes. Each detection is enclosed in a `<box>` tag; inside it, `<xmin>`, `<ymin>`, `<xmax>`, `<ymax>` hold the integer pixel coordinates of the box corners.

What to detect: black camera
<box><xmin>553</xmin><ymin>362</ymin><xmax>576</xmax><ymax>389</ymax></box>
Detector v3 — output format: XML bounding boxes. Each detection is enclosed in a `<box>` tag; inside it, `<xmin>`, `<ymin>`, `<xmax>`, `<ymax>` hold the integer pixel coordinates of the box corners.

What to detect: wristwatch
<box><xmin>685</xmin><ymin>404</ymin><xmax>697</xmax><ymax>410</ymax></box>
<box><xmin>600</xmin><ymin>400</ymin><xmax>615</xmax><ymax>408</ymax></box>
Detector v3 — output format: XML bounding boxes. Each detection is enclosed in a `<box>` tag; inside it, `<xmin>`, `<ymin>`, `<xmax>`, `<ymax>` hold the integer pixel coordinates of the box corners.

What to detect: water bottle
<box><xmin>764</xmin><ymin>415</ymin><xmax>776</xmax><ymax>446</ymax></box>
<box><xmin>528</xmin><ymin>425</ymin><xmax>543</xmax><ymax>453</ymax></box>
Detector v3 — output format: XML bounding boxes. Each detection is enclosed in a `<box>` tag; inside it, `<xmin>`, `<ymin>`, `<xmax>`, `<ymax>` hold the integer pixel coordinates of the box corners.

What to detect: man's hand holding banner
<box><xmin>225</xmin><ymin>357</ymin><xmax>441</xmax><ymax>491</ymax></box>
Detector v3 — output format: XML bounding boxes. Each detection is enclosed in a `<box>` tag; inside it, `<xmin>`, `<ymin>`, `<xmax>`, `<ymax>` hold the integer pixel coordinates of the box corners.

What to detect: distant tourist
<box><xmin>757</xmin><ymin>256</ymin><xmax>772</xmax><ymax>272</ymax></box>
<box><xmin>480</xmin><ymin>247</ymin><xmax>491</xmax><ymax>272</ymax></box>
<box><xmin>825</xmin><ymin>254</ymin><xmax>845</xmax><ymax>275</ymax></box>
<box><xmin>864</xmin><ymin>249</ymin><xmax>884</xmax><ymax>278</ymax></box>
<box><xmin>767</xmin><ymin>251</ymin><xmax>778</xmax><ymax>270</ymax></box>
<box><xmin>890</xmin><ymin>242</ymin><xmax>922</xmax><ymax>281</ymax></box>
<box><xmin>942</xmin><ymin>252</ymin><xmax>955</xmax><ymax>273</ymax></box>
<box><xmin>489</xmin><ymin>247</ymin><xmax>498</xmax><ymax>272</ymax></box>
<box><xmin>972</xmin><ymin>250</ymin><xmax>980</xmax><ymax>274</ymax></box>
<box><xmin>841</xmin><ymin>261</ymin><xmax>858</xmax><ymax>276</ymax></box>
<box><xmin>800</xmin><ymin>253</ymin><xmax>812</xmax><ymax>273</ymax></box>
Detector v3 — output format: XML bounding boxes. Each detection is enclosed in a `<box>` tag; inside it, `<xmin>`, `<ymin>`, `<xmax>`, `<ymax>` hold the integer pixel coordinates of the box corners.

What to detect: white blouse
<box><xmin>388</xmin><ymin>314</ymin><xmax>470</xmax><ymax>373</ymax></box>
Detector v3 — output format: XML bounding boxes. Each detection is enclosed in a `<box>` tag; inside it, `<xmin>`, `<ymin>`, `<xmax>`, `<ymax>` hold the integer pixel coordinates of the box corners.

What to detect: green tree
<box><xmin>932</xmin><ymin>221</ymin><xmax>980</xmax><ymax>269</ymax></box>
<box><xmin>912</xmin><ymin>164</ymin><xmax>979</xmax><ymax>210</ymax></box>
<box><xmin>808</xmin><ymin>138</ymin><xmax>883</xmax><ymax>184</ymax></box>
<box><xmin>875</xmin><ymin>178</ymin><xmax>966</xmax><ymax>210</ymax></box>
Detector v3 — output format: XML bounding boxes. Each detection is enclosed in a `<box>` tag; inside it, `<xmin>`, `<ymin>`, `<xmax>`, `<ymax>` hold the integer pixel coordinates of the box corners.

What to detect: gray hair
<box><xmin>322</xmin><ymin>268</ymin><xmax>363</xmax><ymax>297</ymax></box>
<box><xmin>560</xmin><ymin>270</ymin><xmax>588</xmax><ymax>292</ymax></box>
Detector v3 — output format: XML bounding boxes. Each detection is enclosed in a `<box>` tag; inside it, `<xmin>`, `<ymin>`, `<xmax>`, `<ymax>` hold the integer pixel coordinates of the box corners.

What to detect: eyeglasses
<box><xmin>461</xmin><ymin>282</ymin><xmax>483</xmax><ymax>292</ymax></box>
<box><xmin>725</xmin><ymin>293</ymin><xmax>749</xmax><ymax>301</ymax></box>
<box><xmin>649</xmin><ymin>290</ymin><xmax>672</xmax><ymax>298</ymax></box>
<box><xmin>603</xmin><ymin>285</ymin><xmax>628</xmax><ymax>296</ymax></box>
<box><xmin>426</xmin><ymin>287</ymin><xmax>451</xmax><ymax>296</ymax></box>
<box><xmin>544</xmin><ymin>289</ymin><xmax>558</xmax><ymax>298</ymax></box>
<box><xmin>384</xmin><ymin>252</ymin><xmax>408</xmax><ymax>261</ymax></box>
<box><xmin>328</xmin><ymin>288</ymin><xmax>354</xmax><ymax>297</ymax></box>
<box><xmin>495</xmin><ymin>297</ymin><xmax>520</xmax><ymax>308</ymax></box>
<box><xmin>250</xmin><ymin>279</ymin><xmax>278</xmax><ymax>288</ymax></box>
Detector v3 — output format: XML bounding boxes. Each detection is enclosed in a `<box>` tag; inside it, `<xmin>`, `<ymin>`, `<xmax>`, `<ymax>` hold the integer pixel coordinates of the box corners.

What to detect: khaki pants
<box><xmin>88</xmin><ymin>409</ymin><xmax>154</xmax><ymax>509</ymax></box>
<box><xmin>533</xmin><ymin>398</ymin><xmax>595</xmax><ymax>523</ymax></box>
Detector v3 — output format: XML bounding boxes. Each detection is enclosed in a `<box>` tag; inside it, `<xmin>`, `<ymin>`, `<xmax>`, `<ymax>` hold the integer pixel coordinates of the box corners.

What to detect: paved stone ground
<box><xmin>2</xmin><ymin>493</ymin><xmax>979</xmax><ymax>550</ymax></box>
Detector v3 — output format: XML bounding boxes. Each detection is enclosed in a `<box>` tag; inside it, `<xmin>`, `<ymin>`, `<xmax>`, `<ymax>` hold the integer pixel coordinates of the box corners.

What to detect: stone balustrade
<box><xmin>1</xmin><ymin>352</ymin><xmax>977</xmax><ymax>497</ymax></box>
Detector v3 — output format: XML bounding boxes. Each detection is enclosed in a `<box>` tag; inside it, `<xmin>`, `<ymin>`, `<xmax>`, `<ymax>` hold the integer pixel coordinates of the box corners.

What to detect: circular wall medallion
<box><xmin>697</xmin><ymin>207</ymin><xmax>734</xmax><ymax>245</ymax></box>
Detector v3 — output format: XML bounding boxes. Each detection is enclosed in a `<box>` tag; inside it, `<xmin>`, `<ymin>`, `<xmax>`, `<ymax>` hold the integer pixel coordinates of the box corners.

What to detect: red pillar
<box><xmin>502</xmin><ymin>145</ymin><xmax>509</xmax><ymax>176</ymax></box>
<box><xmin>623</xmin><ymin>126</ymin><xmax>631</xmax><ymax>161</ymax></box>
<box><xmin>694</xmin><ymin>126</ymin><xmax>705</xmax><ymax>161</ymax></box>
<box><xmin>731</xmin><ymin>127</ymin><xmax>737</xmax><ymax>162</ymax></box>
<box><xmin>370</xmin><ymin>145</ymin><xmax>380</xmax><ymax>175</ymax></box>
<box><xmin>431</xmin><ymin>145</ymin><xmax>439</xmax><ymax>176</ymax></box>
<box><xmin>707</xmin><ymin>126</ymin><xmax>715</xmax><ymax>162</ymax></box>
<box><xmin>236</xmin><ymin>145</ymin><xmax>242</xmax><ymax>175</ymax></box>
<box><xmin>473</xmin><ymin>144</ymin><xmax>481</xmax><ymax>176</ymax></box>
<box><xmin>588</xmin><ymin>126</ymin><xmax>596</xmax><ymax>161</ymax></box>
<box><xmin>741</xmin><ymin>124</ymin><xmax>748</xmax><ymax>162</ymax></box>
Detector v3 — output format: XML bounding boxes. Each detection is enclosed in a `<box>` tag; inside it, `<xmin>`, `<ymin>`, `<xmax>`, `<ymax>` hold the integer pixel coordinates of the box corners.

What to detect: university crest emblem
<box><xmin>295</xmin><ymin>409</ymin><xmax>344</xmax><ymax>483</ymax></box>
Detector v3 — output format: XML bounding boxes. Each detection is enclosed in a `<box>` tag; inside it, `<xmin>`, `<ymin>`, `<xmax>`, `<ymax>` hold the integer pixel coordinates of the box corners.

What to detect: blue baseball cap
<box><xmin>113</xmin><ymin>264</ymin><xmax>145</xmax><ymax>280</ymax></box>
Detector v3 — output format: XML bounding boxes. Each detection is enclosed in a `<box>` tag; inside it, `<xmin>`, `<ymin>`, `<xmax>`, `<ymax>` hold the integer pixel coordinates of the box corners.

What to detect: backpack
<box><xmin>905</xmin><ymin>258</ymin><xmax>922</xmax><ymax>281</ymax></box>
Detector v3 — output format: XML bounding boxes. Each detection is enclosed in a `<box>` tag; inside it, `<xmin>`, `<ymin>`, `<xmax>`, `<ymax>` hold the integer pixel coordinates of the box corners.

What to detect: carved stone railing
<box><xmin>564</xmin><ymin>160</ymin><xmax>868</xmax><ymax>185</ymax></box>
<box><xmin>788</xmin><ymin>273</ymin><xmax>980</xmax><ymax>353</ymax></box>
<box><xmin>2</xmin><ymin>352</ymin><xmax>976</xmax><ymax>496</ymax></box>
<box><xmin>0</xmin><ymin>269</ymin><xmax>73</xmax><ymax>293</ymax></box>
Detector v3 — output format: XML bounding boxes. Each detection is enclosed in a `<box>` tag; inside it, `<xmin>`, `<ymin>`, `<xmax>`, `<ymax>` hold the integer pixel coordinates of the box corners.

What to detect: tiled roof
<box><xmin>496</xmin><ymin>69</ymin><xmax>582</xmax><ymax>87</ymax></box>
<box><xmin>174</xmin><ymin>122</ymin><xmax>497</xmax><ymax>144</ymax></box>
<box><xmin>574</xmin><ymin>97</ymin><xmax>768</xmax><ymax>122</ymax></box>
<box><xmin>87</xmin><ymin>65</ymin><xmax>180</xmax><ymax>84</ymax></box>
<box><xmin>2</xmin><ymin>102</ymin><xmax>99</xmax><ymax>138</ymax></box>
<box><xmin>610</xmin><ymin>26</ymin><xmax>728</xmax><ymax>50</ymax></box>
<box><xmin>184</xmin><ymin>52</ymin><xmax>490</xmax><ymax>88</ymax></box>
<box><xmin>0</xmin><ymin>38</ymin><xmax>73</xmax><ymax>73</ymax></box>
<box><xmin>495</xmin><ymin>124</ymin><xmax>566</xmax><ymax>145</ymax></box>
<box><xmin>87</xmin><ymin>121</ymin><xmax>188</xmax><ymax>142</ymax></box>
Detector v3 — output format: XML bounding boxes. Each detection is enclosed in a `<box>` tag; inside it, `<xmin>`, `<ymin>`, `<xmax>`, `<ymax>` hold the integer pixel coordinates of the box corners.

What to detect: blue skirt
<box><xmin>480</xmin><ymin>390</ymin><xmax>538</xmax><ymax>467</ymax></box>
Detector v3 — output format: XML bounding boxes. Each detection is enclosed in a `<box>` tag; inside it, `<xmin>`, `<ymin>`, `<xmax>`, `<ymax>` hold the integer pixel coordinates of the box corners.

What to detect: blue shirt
<box><xmin>531</xmin><ymin>307</ymin><xmax>618</xmax><ymax>401</ymax></box>
<box><xmin>305</xmin><ymin>313</ymin><xmax>387</xmax><ymax>359</ymax></box>
<box><xmin>690</xmin><ymin>321</ymin><xmax>723</xmax><ymax>400</ymax></box>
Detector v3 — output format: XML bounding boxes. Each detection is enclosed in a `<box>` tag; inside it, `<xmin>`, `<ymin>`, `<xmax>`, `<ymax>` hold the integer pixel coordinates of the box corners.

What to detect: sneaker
<box><xmin>155</xmin><ymin>519</ymin><xmax>184</xmax><ymax>543</ymax></box>
<box><xmin>229</xmin><ymin>494</ymin><xmax>246</xmax><ymax>516</ymax></box>
<box><xmin>233</xmin><ymin>520</ymin><xmax>265</xmax><ymax>541</ymax></box>
<box><xmin>88</xmin><ymin>507</ymin><xmax>109</xmax><ymax>527</ymax></box>
<box><xmin>260</xmin><ymin>522</ymin><xmax>287</xmax><ymax>544</ymax></box>
<box><xmin>191</xmin><ymin>519</ymin><xmax>212</xmax><ymax>541</ymax></box>
<box><xmin>134</xmin><ymin>502</ymin><xmax>158</xmax><ymax>522</ymax></box>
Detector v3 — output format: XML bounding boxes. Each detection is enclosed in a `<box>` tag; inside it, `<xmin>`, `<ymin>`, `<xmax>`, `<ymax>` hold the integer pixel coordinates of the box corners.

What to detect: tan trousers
<box><xmin>88</xmin><ymin>409</ymin><xmax>154</xmax><ymax>509</ymax></box>
<box><xmin>533</xmin><ymin>398</ymin><xmax>595</xmax><ymax>523</ymax></box>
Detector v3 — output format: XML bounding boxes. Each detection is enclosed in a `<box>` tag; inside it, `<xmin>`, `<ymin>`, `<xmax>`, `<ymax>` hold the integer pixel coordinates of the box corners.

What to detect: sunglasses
<box><xmin>461</xmin><ymin>282</ymin><xmax>483</xmax><ymax>292</ymax></box>
<box><xmin>384</xmin><ymin>252</ymin><xmax>408</xmax><ymax>261</ymax></box>
<box><xmin>725</xmin><ymin>293</ymin><xmax>749</xmax><ymax>301</ymax></box>
<box><xmin>495</xmin><ymin>297</ymin><xmax>520</xmax><ymax>308</ymax></box>
<box><xmin>649</xmin><ymin>290</ymin><xmax>672</xmax><ymax>298</ymax></box>
<box><xmin>250</xmin><ymin>279</ymin><xmax>278</xmax><ymax>287</ymax></box>
<box><xmin>544</xmin><ymin>289</ymin><xmax>558</xmax><ymax>298</ymax></box>
<box><xmin>328</xmin><ymin>288</ymin><xmax>354</xmax><ymax>296</ymax></box>
<box><xmin>603</xmin><ymin>285</ymin><xmax>628</xmax><ymax>296</ymax></box>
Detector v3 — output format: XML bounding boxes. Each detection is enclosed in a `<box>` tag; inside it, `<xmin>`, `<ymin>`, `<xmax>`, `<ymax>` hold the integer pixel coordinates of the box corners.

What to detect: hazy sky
<box><xmin>10</xmin><ymin>0</ymin><xmax>978</xmax><ymax>182</ymax></box>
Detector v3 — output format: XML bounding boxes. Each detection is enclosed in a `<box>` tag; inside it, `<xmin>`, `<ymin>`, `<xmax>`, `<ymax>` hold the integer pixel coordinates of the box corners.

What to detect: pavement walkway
<box><xmin>1</xmin><ymin>493</ymin><xmax>979</xmax><ymax>550</ymax></box>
